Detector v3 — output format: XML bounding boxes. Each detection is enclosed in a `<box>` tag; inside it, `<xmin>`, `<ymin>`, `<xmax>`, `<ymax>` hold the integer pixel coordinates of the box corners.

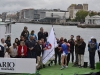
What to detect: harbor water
<box><xmin>11</xmin><ymin>23</ymin><xmax>100</xmax><ymax>63</ymax></box>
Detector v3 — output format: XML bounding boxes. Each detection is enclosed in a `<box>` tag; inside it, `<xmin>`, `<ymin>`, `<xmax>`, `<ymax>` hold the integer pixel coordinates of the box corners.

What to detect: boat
<box><xmin>0</xmin><ymin>20</ymin><xmax>11</xmax><ymax>40</ymax></box>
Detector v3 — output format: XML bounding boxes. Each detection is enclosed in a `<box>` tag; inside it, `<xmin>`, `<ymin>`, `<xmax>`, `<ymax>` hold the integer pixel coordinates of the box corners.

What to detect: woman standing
<box><xmin>18</xmin><ymin>41</ymin><xmax>27</xmax><ymax>58</ymax></box>
<box><xmin>88</xmin><ymin>38</ymin><xmax>97</xmax><ymax>70</ymax></box>
<box><xmin>60</xmin><ymin>39</ymin><xmax>68</xmax><ymax>70</ymax></box>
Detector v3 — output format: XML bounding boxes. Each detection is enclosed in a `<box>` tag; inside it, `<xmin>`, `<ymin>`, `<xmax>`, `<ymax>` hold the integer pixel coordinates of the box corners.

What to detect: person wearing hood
<box><xmin>88</xmin><ymin>38</ymin><xmax>97</xmax><ymax>70</ymax></box>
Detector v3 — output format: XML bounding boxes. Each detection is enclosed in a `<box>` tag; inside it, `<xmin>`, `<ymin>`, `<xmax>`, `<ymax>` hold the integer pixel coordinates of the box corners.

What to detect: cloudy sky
<box><xmin>0</xmin><ymin>0</ymin><xmax>100</xmax><ymax>13</ymax></box>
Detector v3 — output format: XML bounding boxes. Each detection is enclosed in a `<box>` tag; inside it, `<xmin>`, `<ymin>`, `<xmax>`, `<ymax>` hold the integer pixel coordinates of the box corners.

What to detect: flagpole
<box><xmin>51</xmin><ymin>13</ymin><xmax>53</xmax><ymax>27</ymax></box>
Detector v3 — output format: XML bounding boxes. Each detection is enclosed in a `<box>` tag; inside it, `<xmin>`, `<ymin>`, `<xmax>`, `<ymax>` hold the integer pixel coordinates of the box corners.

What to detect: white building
<box><xmin>85</xmin><ymin>15</ymin><xmax>100</xmax><ymax>25</ymax></box>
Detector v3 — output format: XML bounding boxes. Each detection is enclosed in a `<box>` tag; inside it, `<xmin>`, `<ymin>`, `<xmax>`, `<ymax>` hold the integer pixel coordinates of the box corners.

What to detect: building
<box><xmin>40</xmin><ymin>11</ymin><xmax>69</xmax><ymax>24</ymax></box>
<box><xmin>67</xmin><ymin>4</ymin><xmax>88</xmax><ymax>19</ymax></box>
<box><xmin>18</xmin><ymin>8</ymin><xmax>65</xmax><ymax>23</ymax></box>
<box><xmin>85</xmin><ymin>15</ymin><xmax>100</xmax><ymax>25</ymax></box>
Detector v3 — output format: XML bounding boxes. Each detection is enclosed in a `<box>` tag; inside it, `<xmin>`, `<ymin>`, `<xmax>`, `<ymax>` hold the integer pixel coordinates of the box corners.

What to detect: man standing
<box><xmin>36</xmin><ymin>40</ymin><xmax>46</xmax><ymax>69</ymax></box>
<box><xmin>38</xmin><ymin>27</ymin><xmax>48</xmax><ymax>42</ymax></box>
<box><xmin>21</xmin><ymin>26</ymin><xmax>29</xmax><ymax>40</ymax></box>
<box><xmin>26</xmin><ymin>36</ymin><xmax>36</xmax><ymax>58</ymax></box>
<box><xmin>88</xmin><ymin>38</ymin><xmax>97</xmax><ymax>70</ymax></box>
<box><xmin>74</xmin><ymin>35</ymin><xmax>81</xmax><ymax>66</ymax></box>
<box><xmin>55</xmin><ymin>38</ymin><xmax>61</xmax><ymax>65</ymax></box>
<box><xmin>77</xmin><ymin>38</ymin><xmax>86</xmax><ymax>68</ymax></box>
<box><xmin>9</xmin><ymin>43</ymin><xmax>18</xmax><ymax>58</ymax></box>
<box><xmin>68</xmin><ymin>35</ymin><xmax>75</xmax><ymax>63</ymax></box>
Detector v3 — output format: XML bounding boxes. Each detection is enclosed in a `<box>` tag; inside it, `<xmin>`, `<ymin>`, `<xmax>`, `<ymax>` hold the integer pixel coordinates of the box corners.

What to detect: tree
<box><xmin>75</xmin><ymin>10</ymin><xmax>89</xmax><ymax>23</ymax></box>
<box><xmin>89</xmin><ymin>11</ymin><xmax>98</xmax><ymax>16</ymax></box>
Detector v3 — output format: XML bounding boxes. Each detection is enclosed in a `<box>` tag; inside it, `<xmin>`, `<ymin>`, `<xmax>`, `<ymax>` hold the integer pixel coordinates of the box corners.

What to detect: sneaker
<box><xmin>65</xmin><ymin>66</ymin><xmax>68</xmax><ymax>68</ymax></box>
<box><xmin>60</xmin><ymin>66</ymin><xmax>64</xmax><ymax>70</ymax></box>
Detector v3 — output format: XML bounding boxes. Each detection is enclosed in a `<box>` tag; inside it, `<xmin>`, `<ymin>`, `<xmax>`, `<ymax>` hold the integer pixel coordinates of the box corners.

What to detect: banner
<box><xmin>0</xmin><ymin>58</ymin><xmax>36</xmax><ymax>73</ymax></box>
<box><xmin>42</xmin><ymin>27</ymin><xmax>57</xmax><ymax>64</ymax></box>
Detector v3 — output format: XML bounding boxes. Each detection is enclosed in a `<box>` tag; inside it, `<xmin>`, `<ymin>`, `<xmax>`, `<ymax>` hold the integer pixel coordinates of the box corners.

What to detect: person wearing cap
<box><xmin>28</xmin><ymin>30</ymin><xmax>37</xmax><ymax>41</ymax></box>
<box><xmin>88</xmin><ymin>37</ymin><xmax>98</xmax><ymax>68</ymax></box>
<box><xmin>21</xmin><ymin>26</ymin><xmax>29</xmax><ymax>40</ymax></box>
<box><xmin>88</xmin><ymin>38</ymin><xmax>97</xmax><ymax>70</ymax></box>
<box><xmin>38</xmin><ymin>27</ymin><xmax>48</xmax><ymax>42</ymax></box>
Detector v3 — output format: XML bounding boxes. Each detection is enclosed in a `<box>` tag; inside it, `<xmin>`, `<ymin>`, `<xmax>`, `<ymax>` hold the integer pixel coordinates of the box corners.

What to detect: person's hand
<box><xmin>21</xmin><ymin>53</ymin><xmax>24</xmax><ymax>56</ymax></box>
<box><xmin>4</xmin><ymin>43</ymin><xmax>7</xmax><ymax>47</ymax></box>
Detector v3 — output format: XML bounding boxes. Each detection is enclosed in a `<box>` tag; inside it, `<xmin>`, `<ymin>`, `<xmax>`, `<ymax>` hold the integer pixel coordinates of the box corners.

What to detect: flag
<box><xmin>42</xmin><ymin>27</ymin><xmax>58</xmax><ymax>64</ymax></box>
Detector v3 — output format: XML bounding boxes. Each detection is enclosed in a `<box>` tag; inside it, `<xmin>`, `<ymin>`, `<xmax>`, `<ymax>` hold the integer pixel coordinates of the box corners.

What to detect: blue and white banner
<box><xmin>42</xmin><ymin>27</ymin><xmax>58</xmax><ymax>64</ymax></box>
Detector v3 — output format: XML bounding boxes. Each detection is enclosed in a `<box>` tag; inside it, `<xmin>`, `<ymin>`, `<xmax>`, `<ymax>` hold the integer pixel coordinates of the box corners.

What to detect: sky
<box><xmin>0</xmin><ymin>0</ymin><xmax>100</xmax><ymax>13</ymax></box>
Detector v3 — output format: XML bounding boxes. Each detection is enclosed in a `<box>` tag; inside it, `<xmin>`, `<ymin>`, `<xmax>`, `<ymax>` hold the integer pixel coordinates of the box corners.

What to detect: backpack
<box><xmin>89</xmin><ymin>43</ymin><xmax>96</xmax><ymax>52</ymax></box>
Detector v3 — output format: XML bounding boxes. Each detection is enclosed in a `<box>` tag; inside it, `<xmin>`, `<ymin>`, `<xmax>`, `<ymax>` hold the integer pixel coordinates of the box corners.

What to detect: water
<box><xmin>11</xmin><ymin>23</ymin><xmax>100</xmax><ymax>63</ymax></box>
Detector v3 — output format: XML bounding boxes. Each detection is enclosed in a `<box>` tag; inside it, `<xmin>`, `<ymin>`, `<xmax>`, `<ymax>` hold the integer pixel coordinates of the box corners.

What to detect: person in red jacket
<box><xmin>18</xmin><ymin>41</ymin><xmax>27</xmax><ymax>58</ymax></box>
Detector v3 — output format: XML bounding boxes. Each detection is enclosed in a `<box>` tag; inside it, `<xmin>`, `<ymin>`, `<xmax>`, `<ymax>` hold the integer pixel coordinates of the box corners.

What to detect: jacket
<box><xmin>9</xmin><ymin>46</ymin><xmax>18</xmax><ymax>57</ymax></box>
<box><xmin>18</xmin><ymin>45</ymin><xmax>27</xmax><ymax>57</ymax></box>
<box><xmin>21</xmin><ymin>30</ymin><xmax>29</xmax><ymax>40</ymax></box>
<box><xmin>77</xmin><ymin>42</ymin><xmax>86</xmax><ymax>55</ymax></box>
<box><xmin>38</xmin><ymin>32</ymin><xmax>48</xmax><ymax>42</ymax></box>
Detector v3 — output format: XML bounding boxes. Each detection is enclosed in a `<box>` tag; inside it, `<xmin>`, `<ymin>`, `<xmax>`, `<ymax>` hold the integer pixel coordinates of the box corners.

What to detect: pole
<box><xmin>51</xmin><ymin>13</ymin><xmax>53</xmax><ymax>27</ymax></box>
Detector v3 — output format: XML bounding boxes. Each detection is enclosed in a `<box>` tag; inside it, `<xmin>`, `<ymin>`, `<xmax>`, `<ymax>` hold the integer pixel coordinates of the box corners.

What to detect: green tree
<box><xmin>89</xmin><ymin>11</ymin><xmax>98</xmax><ymax>16</ymax></box>
<box><xmin>75</xmin><ymin>10</ymin><xmax>89</xmax><ymax>23</ymax></box>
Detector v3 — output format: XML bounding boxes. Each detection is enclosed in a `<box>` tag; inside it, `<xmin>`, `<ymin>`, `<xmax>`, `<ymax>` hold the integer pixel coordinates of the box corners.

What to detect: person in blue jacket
<box><xmin>60</xmin><ymin>39</ymin><xmax>68</xmax><ymax>70</ymax></box>
<box><xmin>28</xmin><ymin>30</ymin><xmax>37</xmax><ymax>41</ymax></box>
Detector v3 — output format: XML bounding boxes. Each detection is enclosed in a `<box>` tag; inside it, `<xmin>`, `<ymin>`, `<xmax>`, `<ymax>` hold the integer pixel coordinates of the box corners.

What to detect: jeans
<box><xmin>70</xmin><ymin>50</ymin><xmax>74</xmax><ymax>63</ymax></box>
<box><xmin>90</xmin><ymin>51</ymin><xmax>95</xmax><ymax>69</ymax></box>
<box><xmin>67</xmin><ymin>53</ymin><xmax>70</xmax><ymax>66</ymax></box>
<box><xmin>55</xmin><ymin>51</ymin><xmax>61</xmax><ymax>65</ymax></box>
<box><xmin>98</xmin><ymin>51</ymin><xmax>100</xmax><ymax>61</ymax></box>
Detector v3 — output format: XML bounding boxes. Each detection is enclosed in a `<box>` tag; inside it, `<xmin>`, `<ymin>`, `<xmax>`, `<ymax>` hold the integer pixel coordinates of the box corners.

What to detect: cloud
<box><xmin>0</xmin><ymin>0</ymin><xmax>100</xmax><ymax>13</ymax></box>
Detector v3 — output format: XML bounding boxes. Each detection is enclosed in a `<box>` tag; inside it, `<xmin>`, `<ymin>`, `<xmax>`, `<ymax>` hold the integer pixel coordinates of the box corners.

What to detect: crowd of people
<box><xmin>0</xmin><ymin>26</ymin><xmax>100</xmax><ymax>71</ymax></box>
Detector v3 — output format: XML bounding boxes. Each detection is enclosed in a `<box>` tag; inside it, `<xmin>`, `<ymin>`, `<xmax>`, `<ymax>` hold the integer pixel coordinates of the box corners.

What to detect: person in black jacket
<box><xmin>38</xmin><ymin>27</ymin><xmax>48</xmax><ymax>42</ymax></box>
<box><xmin>5</xmin><ymin>36</ymin><xmax>11</xmax><ymax>48</ymax></box>
<box><xmin>26</xmin><ymin>36</ymin><xmax>37</xmax><ymax>58</ymax></box>
<box><xmin>68</xmin><ymin>35</ymin><xmax>75</xmax><ymax>63</ymax></box>
<box><xmin>36</xmin><ymin>40</ymin><xmax>46</xmax><ymax>69</ymax></box>
<box><xmin>0</xmin><ymin>45</ymin><xmax>4</xmax><ymax>57</ymax></box>
<box><xmin>77</xmin><ymin>38</ymin><xmax>86</xmax><ymax>68</ymax></box>
<box><xmin>55</xmin><ymin>38</ymin><xmax>61</xmax><ymax>65</ymax></box>
<box><xmin>21</xmin><ymin>26</ymin><xmax>29</xmax><ymax>40</ymax></box>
